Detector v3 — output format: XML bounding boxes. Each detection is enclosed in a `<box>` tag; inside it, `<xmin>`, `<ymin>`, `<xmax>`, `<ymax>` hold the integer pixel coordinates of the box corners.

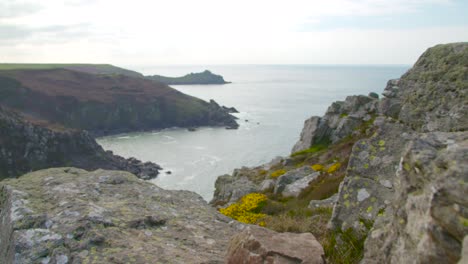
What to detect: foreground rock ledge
<box><xmin>226</xmin><ymin>226</ymin><xmax>325</xmax><ymax>264</ymax></box>
<box><xmin>0</xmin><ymin>168</ymin><xmax>246</xmax><ymax>264</ymax></box>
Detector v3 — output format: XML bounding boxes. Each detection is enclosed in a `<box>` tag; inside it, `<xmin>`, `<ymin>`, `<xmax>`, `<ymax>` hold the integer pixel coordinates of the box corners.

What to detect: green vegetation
<box><xmin>0</xmin><ymin>63</ymin><xmax>143</xmax><ymax>77</ymax></box>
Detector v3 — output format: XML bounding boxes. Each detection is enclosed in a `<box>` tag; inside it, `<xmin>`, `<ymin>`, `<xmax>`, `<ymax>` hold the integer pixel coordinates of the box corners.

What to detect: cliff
<box><xmin>146</xmin><ymin>70</ymin><xmax>230</xmax><ymax>85</ymax></box>
<box><xmin>0</xmin><ymin>106</ymin><xmax>161</xmax><ymax>180</ymax></box>
<box><xmin>0</xmin><ymin>68</ymin><xmax>238</xmax><ymax>136</ymax></box>
<box><xmin>211</xmin><ymin>43</ymin><xmax>468</xmax><ymax>263</ymax></box>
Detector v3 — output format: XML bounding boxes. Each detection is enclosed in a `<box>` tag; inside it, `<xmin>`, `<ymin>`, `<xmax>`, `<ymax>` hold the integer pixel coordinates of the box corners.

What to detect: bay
<box><xmin>97</xmin><ymin>65</ymin><xmax>409</xmax><ymax>201</ymax></box>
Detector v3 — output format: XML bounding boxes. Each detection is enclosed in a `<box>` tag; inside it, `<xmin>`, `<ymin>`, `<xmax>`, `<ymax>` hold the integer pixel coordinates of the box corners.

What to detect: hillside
<box><xmin>211</xmin><ymin>43</ymin><xmax>468</xmax><ymax>263</ymax></box>
<box><xmin>0</xmin><ymin>68</ymin><xmax>238</xmax><ymax>136</ymax></box>
<box><xmin>146</xmin><ymin>70</ymin><xmax>230</xmax><ymax>85</ymax></box>
<box><xmin>0</xmin><ymin>63</ymin><xmax>143</xmax><ymax>78</ymax></box>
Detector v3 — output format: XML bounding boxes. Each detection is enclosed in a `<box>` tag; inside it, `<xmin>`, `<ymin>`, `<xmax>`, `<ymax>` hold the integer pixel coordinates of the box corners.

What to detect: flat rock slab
<box><xmin>0</xmin><ymin>168</ymin><xmax>245</xmax><ymax>264</ymax></box>
<box><xmin>226</xmin><ymin>226</ymin><xmax>325</xmax><ymax>264</ymax></box>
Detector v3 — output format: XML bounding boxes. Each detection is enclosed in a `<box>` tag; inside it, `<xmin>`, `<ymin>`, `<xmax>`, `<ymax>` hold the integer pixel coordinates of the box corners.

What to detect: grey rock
<box><xmin>309</xmin><ymin>194</ymin><xmax>338</xmax><ymax>209</ymax></box>
<box><xmin>362</xmin><ymin>132</ymin><xmax>468</xmax><ymax>264</ymax></box>
<box><xmin>459</xmin><ymin>236</ymin><xmax>468</xmax><ymax>264</ymax></box>
<box><xmin>226</xmin><ymin>226</ymin><xmax>325</xmax><ymax>264</ymax></box>
<box><xmin>0</xmin><ymin>168</ymin><xmax>246</xmax><ymax>263</ymax></box>
<box><xmin>291</xmin><ymin>116</ymin><xmax>321</xmax><ymax>153</ymax></box>
<box><xmin>260</xmin><ymin>179</ymin><xmax>275</xmax><ymax>192</ymax></box>
<box><xmin>330</xmin><ymin>120</ymin><xmax>414</xmax><ymax>233</ymax></box>
<box><xmin>211</xmin><ymin>174</ymin><xmax>259</xmax><ymax>206</ymax></box>
<box><xmin>282</xmin><ymin>172</ymin><xmax>321</xmax><ymax>198</ymax></box>
<box><xmin>274</xmin><ymin>166</ymin><xmax>314</xmax><ymax>195</ymax></box>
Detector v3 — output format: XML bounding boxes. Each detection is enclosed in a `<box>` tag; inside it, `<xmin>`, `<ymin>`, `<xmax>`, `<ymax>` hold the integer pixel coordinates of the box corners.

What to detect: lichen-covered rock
<box><xmin>274</xmin><ymin>166</ymin><xmax>316</xmax><ymax>195</ymax></box>
<box><xmin>226</xmin><ymin>226</ymin><xmax>325</xmax><ymax>264</ymax></box>
<box><xmin>282</xmin><ymin>172</ymin><xmax>321</xmax><ymax>198</ymax></box>
<box><xmin>211</xmin><ymin>173</ymin><xmax>260</xmax><ymax>206</ymax></box>
<box><xmin>330</xmin><ymin>119</ymin><xmax>414</xmax><ymax>233</ymax></box>
<box><xmin>291</xmin><ymin>95</ymin><xmax>379</xmax><ymax>153</ymax></box>
<box><xmin>361</xmin><ymin>131</ymin><xmax>468</xmax><ymax>264</ymax></box>
<box><xmin>460</xmin><ymin>236</ymin><xmax>468</xmax><ymax>264</ymax></box>
<box><xmin>0</xmin><ymin>168</ymin><xmax>246</xmax><ymax>263</ymax></box>
<box><xmin>0</xmin><ymin>107</ymin><xmax>161</xmax><ymax>180</ymax></box>
<box><xmin>396</xmin><ymin>43</ymin><xmax>467</xmax><ymax>132</ymax></box>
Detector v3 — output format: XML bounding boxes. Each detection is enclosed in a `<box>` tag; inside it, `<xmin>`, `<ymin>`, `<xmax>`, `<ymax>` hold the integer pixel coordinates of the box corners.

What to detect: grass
<box><xmin>0</xmin><ymin>63</ymin><xmax>109</xmax><ymax>70</ymax></box>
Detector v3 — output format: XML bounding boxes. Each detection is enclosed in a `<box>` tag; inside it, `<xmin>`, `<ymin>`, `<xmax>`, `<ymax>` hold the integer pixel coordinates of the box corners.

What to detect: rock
<box><xmin>260</xmin><ymin>179</ymin><xmax>275</xmax><ymax>192</ymax></box>
<box><xmin>0</xmin><ymin>168</ymin><xmax>246</xmax><ymax>263</ymax></box>
<box><xmin>222</xmin><ymin>106</ymin><xmax>239</xmax><ymax>113</ymax></box>
<box><xmin>291</xmin><ymin>116</ymin><xmax>321</xmax><ymax>153</ymax></box>
<box><xmin>397</xmin><ymin>43</ymin><xmax>467</xmax><ymax>132</ymax></box>
<box><xmin>226</xmin><ymin>226</ymin><xmax>325</xmax><ymax>264</ymax></box>
<box><xmin>187</xmin><ymin>127</ymin><xmax>197</xmax><ymax>132</ymax></box>
<box><xmin>291</xmin><ymin>95</ymin><xmax>379</xmax><ymax>154</ymax></box>
<box><xmin>309</xmin><ymin>194</ymin><xmax>338</xmax><ymax>209</ymax></box>
<box><xmin>274</xmin><ymin>166</ymin><xmax>315</xmax><ymax>195</ymax></box>
<box><xmin>459</xmin><ymin>236</ymin><xmax>468</xmax><ymax>264</ymax></box>
<box><xmin>0</xmin><ymin>107</ymin><xmax>161</xmax><ymax>180</ymax></box>
<box><xmin>282</xmin><ymin>172</ymin><xmax>321</xmax><ymax>198</ymax></box>
<box><xmin>330</xmin><ymin>120</ymin><xmax>414</xmax><ymax>234</ymax></box>
<box><xmin>211</xmin><ymin>174</ymin><xmax>259</xmax><ymax>206</ymax></box>
<box><xmin>361</xmin><ymin>131</ymin><xmax>468</xmax><ymax>264</ymax></box>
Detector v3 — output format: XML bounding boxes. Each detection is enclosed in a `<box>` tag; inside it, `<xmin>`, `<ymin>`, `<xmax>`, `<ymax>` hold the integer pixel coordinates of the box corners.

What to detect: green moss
<box><xmin>459</xmin><ymin>216</ymin><xmax>468</xmax><ymax>227</ymax></box>
<box><xmin>340</xmin><ymin>113</ymin><xmax>349</xmax><ymax>118</ymax></box>
<box><xmin>378</xmin><ymin>140</ymin><xmax>385</xmax><ymax>147</ymax></box>
<box><xmin>366</xmin><ymin>206</ymin><xmax>373</xmax><ymax>213</ymax></box>
<box><xmin>403</xmin><ymin>162</ymin><xmax>411</xmax><ymax>172</ymax></box>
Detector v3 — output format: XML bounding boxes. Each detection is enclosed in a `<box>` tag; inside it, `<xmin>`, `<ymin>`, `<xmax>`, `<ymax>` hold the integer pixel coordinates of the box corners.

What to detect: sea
<box><xmin>96</xmin><ymin>65</ymin><xmax>409</xmax><ymax>201</ymax></box>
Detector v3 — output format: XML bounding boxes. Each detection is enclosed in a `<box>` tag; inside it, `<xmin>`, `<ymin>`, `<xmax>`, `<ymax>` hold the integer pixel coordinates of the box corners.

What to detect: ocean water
<box><xmin>97</xmin><ymin>65</ymin><xmax>409</xmax><ymax>201</ymax></box>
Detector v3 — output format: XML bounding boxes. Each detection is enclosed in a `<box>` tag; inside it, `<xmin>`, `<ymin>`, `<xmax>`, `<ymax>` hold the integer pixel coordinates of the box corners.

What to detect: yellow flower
<box><xmin>219</xmin><ymin>193</ymin><xmax>267</xmax><ymax>225</ymax></box>
<box><xmin>270</xmin><ymin>169</ymin><xmax>286</xmax><ymax>178</ymax></box>
<box><xmin>327</xmin><ymin>162</ymin><xmax>341</xmax><ymax>174</ymax></box>
<box><xmin>311</xmin><ymin>164</ymin><xmax>324</xmax><ymax>171</ymax></box>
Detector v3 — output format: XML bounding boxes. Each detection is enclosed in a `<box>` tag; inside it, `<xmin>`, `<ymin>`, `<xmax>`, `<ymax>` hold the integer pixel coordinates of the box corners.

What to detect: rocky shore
<box><xmin>211</xmin><ymin>42</ymin><xmax>468</xmax><ymax>263</ymax></box>
<box><xmin>0</xmin><ymin>43</ymin><xmax>466</xmax><ymax>263</ymax></box>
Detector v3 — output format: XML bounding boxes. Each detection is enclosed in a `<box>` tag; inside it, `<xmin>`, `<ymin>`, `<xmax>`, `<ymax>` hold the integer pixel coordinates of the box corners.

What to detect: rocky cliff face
<box><xmin>0</xmin><ymin>68</ymin><xmax>238</xmax><ymax>136</ymax></box>
<box><xmin>211</xmin><ymin>42</ymin><xmax>468</xmax><ymax>263</ymax></box>
<box><xmin>0</xmin><ymin>106</ymin><xmax>161</xmax><ymax>180</ymax></box>
<box><xmin>0</xmin><ymin>168</ymin><xmax>246</xmax><ymax>263</ymax></box>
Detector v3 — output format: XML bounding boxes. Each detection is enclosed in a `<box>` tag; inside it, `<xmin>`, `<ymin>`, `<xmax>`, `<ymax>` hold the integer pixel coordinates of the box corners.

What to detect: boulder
<box><xmin>0</xmin><ymin>168</ymin><xmax>245</xmax><ymax>263</ymax></box>
<box><xmin>309</xmin><ymin>194</ymin><xmax>338</xmax><ymax>209</ymax></box>
<box><xmin>361</xmin><ymin>131</ymin><xmax>468</xmax><ymax>264</ymax></box>
<box><xmin>211</xmin><ymin>174</ymin><xmax>259</xmax><ymax>206</ymax></box>
<box><xmin>226</xmin><ymin>226</ymin><xmax>325</xmax><ymax>264</ymax></box>
<box><xmin>274</xmin><ymin>166</ymin><xmax>314</xmax><ymax>195</ymax></box>
<box><xmin>282</xmin><ymin>172</ymin><xmax>321</xmax><ymax>198</ymax></box>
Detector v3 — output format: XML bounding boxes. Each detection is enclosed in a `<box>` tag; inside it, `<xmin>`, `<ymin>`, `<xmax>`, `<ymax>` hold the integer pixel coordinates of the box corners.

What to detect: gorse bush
<box><xmin>327</xmin><ymin>162</ymin><xmax>341</xmax><ymax>174</ymax></box>
<box><xmin>311</xmin><ymin>164</ymin><xmax>324</xmax><ymax>172</ymax></box>
<box><xmin>270</xmin><ymin>169</ymin><xmax>286</xmax><ymax>178</ymax></box>
<box><xmin>219</xmin><ymin>193</ymin><xmax>267</xmax><ymax>226</ymax></box>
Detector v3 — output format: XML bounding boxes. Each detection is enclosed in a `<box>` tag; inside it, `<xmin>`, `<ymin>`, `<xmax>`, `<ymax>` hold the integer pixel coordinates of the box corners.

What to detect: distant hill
<box><xmin>146</xmin><ymin>70</ymin><xmax>230</xmax><ymax>85</ymax></box>
<box><xmin>0</xmin><ymin>63</ymin><xmax>143</xmax><ymax>78</ymax></box>
<box><xmin>0</xmin><ymin>68</ymin><xmax>238</xmax><ymax>136</ymax></box>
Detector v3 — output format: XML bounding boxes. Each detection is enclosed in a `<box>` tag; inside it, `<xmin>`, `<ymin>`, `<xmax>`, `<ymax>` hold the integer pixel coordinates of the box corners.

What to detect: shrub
<box><xmin>327</xmin><ymin>162</ymin><xmax>341</xmax><ymax>174</ymax></box>
<box><xmin>311</xmin><ymin>164</ymin><xmax>324</xmax><ymax>172</ymax></box>
<box><xmin>219</xmin><ymin>193</ymin><xmax>267</xmax><ymax>226</ymax></box>
<box><xmin>270</xmin><ymin>169</ymin><xmax>286</xmax><ymax>179</ymax></box>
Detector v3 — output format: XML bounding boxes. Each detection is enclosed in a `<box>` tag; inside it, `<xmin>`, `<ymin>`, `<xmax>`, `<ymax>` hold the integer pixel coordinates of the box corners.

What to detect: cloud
<box><xmin>0</xmin><ymin>0</ymin><xmax>42</xmax><ymax>19</ymax></box>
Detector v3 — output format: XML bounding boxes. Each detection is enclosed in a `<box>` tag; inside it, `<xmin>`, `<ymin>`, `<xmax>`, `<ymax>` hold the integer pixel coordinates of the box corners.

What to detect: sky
<box><xmin>1</xmin><ymin>0</ymin><xmax>467</xmax><ymax>67</ymax></box>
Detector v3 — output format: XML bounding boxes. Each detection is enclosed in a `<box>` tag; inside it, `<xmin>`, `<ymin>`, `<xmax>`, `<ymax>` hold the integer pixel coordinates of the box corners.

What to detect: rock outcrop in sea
<box><xmin>211</xmin><ymin>42</ymin><xmax>468</xmax><ymax>263</ymax></box>
<box><xmin>146</xmin><ymin>70</ymin><xmax>231</xmax><ymax>85</ymax></box>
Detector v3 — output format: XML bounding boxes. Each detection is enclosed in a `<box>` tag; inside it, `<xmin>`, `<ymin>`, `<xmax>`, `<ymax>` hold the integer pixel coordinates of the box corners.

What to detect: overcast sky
<box><xmin>1</xmin><ymin>0</ymin><xmax>467</xmax><ymax>67</ymax></box>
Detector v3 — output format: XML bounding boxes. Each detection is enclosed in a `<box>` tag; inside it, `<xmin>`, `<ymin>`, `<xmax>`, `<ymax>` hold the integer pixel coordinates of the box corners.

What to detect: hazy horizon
<box><xmin>1</xmin><ymin>0</ymin><xmax>467</xmax><ymax>65</ymax></box>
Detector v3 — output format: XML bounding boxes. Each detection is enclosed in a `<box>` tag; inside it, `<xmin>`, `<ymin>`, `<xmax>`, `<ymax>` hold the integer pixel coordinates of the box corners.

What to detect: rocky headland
<box><xmin>0</xmin><ymin>43</ymin><xmax>466</xmax><ymax>263</ymax></box>
<box><xmin>0</xmin><ymin>67</ymin><xmax>238</xmax><ymax>137</ymax></box>
<box><xmin>146</xmin><ymin>70</ymin><xmax>231</xmax><ymax>85</ymax></box>
<box><xmin>211</xmin><ymin>43</ymin><xmax>467</xmax><ymax>263</ymax></box>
